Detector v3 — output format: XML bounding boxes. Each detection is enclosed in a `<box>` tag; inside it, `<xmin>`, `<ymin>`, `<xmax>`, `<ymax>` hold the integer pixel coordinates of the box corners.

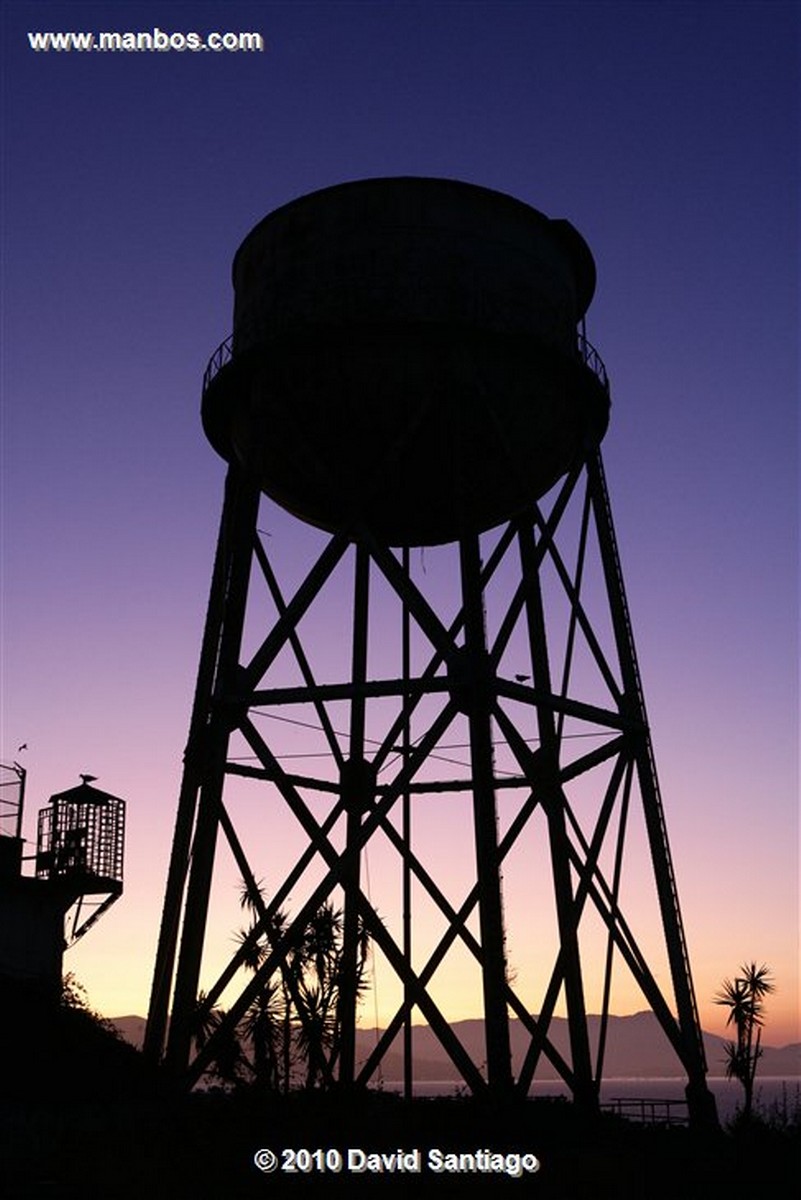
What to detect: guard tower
<box><xmin>36</xmin><ymin>778</ymin><xmax>125</xmax><ymax>945</ymax></box>
<box><xmin>0</xmin><ymin>769</ymin><xmax>125</xmax><ymax>1007</ymax></box>
<box><xmin>146</xmin><ymin>178</ymin><xmax>715</xmax><ymax>1123</ymax></box>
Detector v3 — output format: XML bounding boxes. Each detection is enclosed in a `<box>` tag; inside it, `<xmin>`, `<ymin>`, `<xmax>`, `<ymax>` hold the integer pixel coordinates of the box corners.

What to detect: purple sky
<box><xmin>1</xmin><ymin>1</ymin><xmax>798</xmax><ymax>1047</ymax></box>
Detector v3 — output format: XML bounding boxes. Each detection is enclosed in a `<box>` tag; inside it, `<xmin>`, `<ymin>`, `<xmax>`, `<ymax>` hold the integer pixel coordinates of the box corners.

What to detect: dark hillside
<box><xmin>2</xmin><ymin>990</ymin><xmax>798</xmax><ymax>1200</ymax></box>
<box><xmin>2</xmin><ymin>1059</ymin><xmax>798</xmax><ymax>1199</ymax></box>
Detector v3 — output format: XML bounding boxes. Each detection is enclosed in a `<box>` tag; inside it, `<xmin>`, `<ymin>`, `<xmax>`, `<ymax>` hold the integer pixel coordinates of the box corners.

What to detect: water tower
<box><xmin>146</xmin><ymin>178</ymin><xmax>714</xmax><ymax>1122</ymax></box>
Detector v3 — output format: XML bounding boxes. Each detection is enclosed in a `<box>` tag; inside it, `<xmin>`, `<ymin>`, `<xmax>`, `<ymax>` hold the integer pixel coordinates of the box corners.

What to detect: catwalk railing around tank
<box><xmin>577</xmin><ymin>333</ymin><xmax>609</xmax><ymax>393</ymax></box>
<box><xmin>203</xmin><ymin>333</ymin><xmax>235</xmax><ymax>391</ymax></box>
<box><xmin>202</xmin><ymin>331</ymin><xmax>609</xmax><ymax>395</ymax></box>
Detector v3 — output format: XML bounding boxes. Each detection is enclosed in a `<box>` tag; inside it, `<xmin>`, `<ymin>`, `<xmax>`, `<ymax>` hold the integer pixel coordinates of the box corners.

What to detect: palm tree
<box><xmin>233</xmin><ymin>887</ymin><xmax>372</xmax><ymax>1091</ymax></box>
<box><xmin>302</xmin><ymin>901</ymin><xmax>343</xmax><ymax>994</ymax></box>
<box><xmin>296</xmin><ymin>899</ymin><xmax>373</xmax><ymax>1086</ymax></box>
<box><xmin>238</xmin><ymin>977</ymin><xmax>285</xmax><ymax>1091</ymax></box>
<box><xmin>294</xmin><ymin>982</ymin><xmax>338</xmax><ymax>1089</ymax></box>
<box><xmin>236</xmin><ymin>883</ymin><xmax>298</xmax><ymax>1092</ymax></box>
<box><xmin>192</xmin><ymin>991</ymin><xmax>245</xmax><ymax>1089</ymax></box>
<box><xmin>714</xmin><ymin>961</ymin><xmax>775</xmax><ymax>1119</ymax></box>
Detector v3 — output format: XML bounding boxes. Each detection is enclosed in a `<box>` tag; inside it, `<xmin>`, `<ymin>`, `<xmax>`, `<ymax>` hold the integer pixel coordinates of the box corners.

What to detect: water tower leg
<box><xmin>459</xmin><ymin>534</ymin><xmax>514</xmax><ymax>1098</ymax></box>
<box><xmin>518</xmin><ymin>521</ymin><xmax>597</xmax><ymax>1113</ymax></box>
<box><xmin>337</xmin><ymin>545</ymin><xmax>371</xmax><ymax>1087</ymax></box>
<box><xmin>586</xmin><ymin>449</ymin><xmax>716</xmax><ymax>1128</ymax></box>
<box><xmin>145</xmin><ymin>467</ymin><xmax>260</xmax><ymax>1070</ymax></box>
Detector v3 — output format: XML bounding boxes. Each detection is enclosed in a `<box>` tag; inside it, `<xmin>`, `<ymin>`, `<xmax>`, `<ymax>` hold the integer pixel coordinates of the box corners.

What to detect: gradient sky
<box><xmin>1</xmin><ymin>0</ymin><xmax>798</xmax><ymax>1053</ymax></box>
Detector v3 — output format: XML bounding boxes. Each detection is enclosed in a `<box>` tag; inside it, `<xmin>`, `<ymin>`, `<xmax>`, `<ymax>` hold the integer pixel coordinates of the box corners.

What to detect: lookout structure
<box><xmin>0</xmin><ymin>767</ymin><xmax>124</xmax><ymax>1007</ymax></box>
<box><xmin>145</xmin><ymin>178</ymin><xmax>715</xmax><ymax>1125</ymax></box>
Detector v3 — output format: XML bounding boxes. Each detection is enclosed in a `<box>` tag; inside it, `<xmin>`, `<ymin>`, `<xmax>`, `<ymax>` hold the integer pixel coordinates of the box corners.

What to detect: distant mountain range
<box><xmin>113</xmin><ymin>1011</ymin><xmax>801</xmax><ymax>1079</ymax></box>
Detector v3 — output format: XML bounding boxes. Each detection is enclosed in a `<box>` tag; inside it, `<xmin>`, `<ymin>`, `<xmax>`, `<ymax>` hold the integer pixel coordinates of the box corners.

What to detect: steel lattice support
<box><xmin>145</xmin><ymin>449</ymin><xmax>716</xmax><ymax>1126</ymax></box>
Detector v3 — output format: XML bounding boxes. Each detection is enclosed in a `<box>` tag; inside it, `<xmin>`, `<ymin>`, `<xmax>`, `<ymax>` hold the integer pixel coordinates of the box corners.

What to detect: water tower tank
<box><xmin>202</xmin><ymin>177</ymin><xmax>609</xmax><ymax>546</ymax></box>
